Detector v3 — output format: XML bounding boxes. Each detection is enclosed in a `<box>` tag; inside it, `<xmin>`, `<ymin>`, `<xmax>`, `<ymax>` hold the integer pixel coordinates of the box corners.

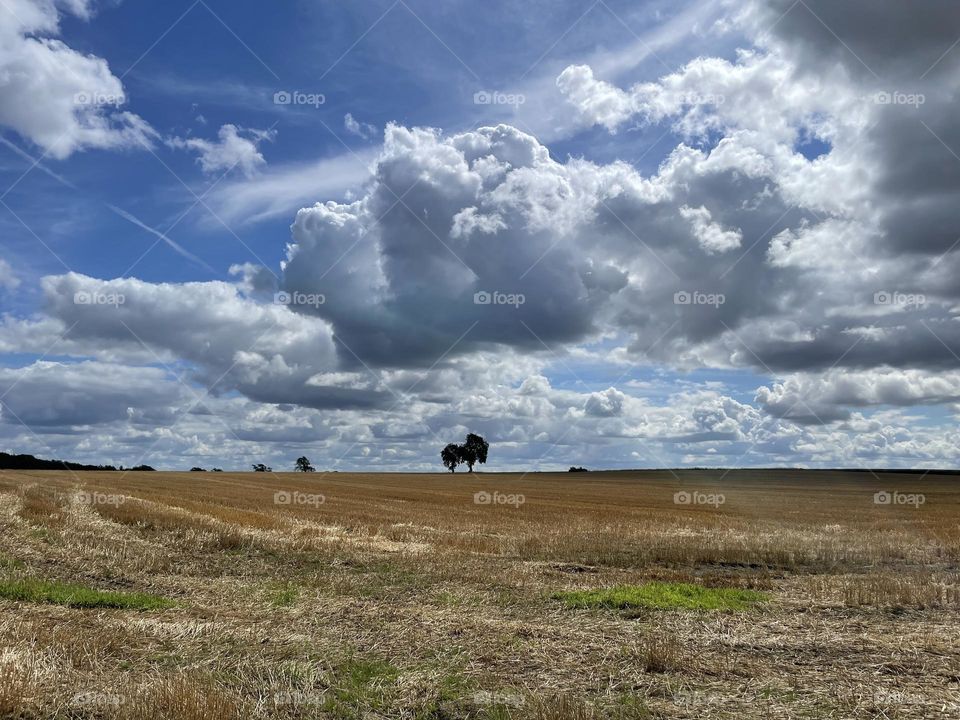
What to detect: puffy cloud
<box><xmin>281</xmin><ymin>124</ymin><xmax>617</xmax><ymax>367</ymax></box>
<box><xmin>344</xmin><ymin>113</ymin><xmax>377</xmax><ymax>139</ymax></box>
<box><xmin>169</xmin><ymin>124</ymin><xmax>275</xmax><ymax>177</ymax></box>
<box><xmin>558</xmin><ymin>51</ymin><xmax>821</xmax><ymax>144</ymax></box>
<box><xmin>757</xmin><ymin>369</ymin><xmax>960</xmax><ymax>424</ymax></box>
<box><xmin>555</xmin><ymin>65</ymin><xmax>634</xmax><ymax>132</ymax></box>
<box><xmin>679</xmin><ymin>205</ymin><xmax>742</xmax><ymax>254</ymax></box>
<box><xmin>584</xmin><ymin>387</ymin><xmax>626</xmax><ymax>417</ymax></box>
<box><xmin>0</xmin><ymin>0</ymin><xmax>156</xmax><ymax>158</ymax></box>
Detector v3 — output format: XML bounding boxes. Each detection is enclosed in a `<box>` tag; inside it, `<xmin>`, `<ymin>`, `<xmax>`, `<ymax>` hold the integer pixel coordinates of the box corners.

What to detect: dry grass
<box><xmin>0</xmin><ymin>660</ymin><xmax>35</xmax><ymax>718</ymax></box>
<box><xmin>0</xmin><ymin>469</ymin><xmax>956</xmax><ymax>718</ymax></box>
<box><xmin>803</xmin><ymin>570</ymin><xmax>960</xmax><ymax>609</ymax></box>
<box><xmin>16</xmin><ymin>485</ymin><xmax>66</xmax><ymax>526</ymax></box>
<box><xmin>107</xmin><ymin>676</ymin><xmax>243</xmax><ymax>720</ymax></box>
<box><xmin>93</xmin><ymin>498</ymin><xmax>254</xmax><ymax>551</ymax></box>
<box><xmin>636</xmin><ymin>633</ymin><xmax>685</xmax><ymax>674</ymax></box>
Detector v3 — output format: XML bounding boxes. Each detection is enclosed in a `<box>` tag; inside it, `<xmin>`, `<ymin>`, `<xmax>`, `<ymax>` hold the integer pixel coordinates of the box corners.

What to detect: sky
<box><xmin>1</xmin><ymin>0</ymin><xmax>960</xmax><ymax>472</ymax></box>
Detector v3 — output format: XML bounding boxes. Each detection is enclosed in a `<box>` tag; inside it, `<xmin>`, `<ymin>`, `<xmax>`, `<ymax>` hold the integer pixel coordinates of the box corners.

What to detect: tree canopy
<box><xmin>440</xmin><ymin>433</ymin><xmax>489</xmax><ymax>472</ymax></box>
<box><xmin>295</xmin><ymin>456</ymin><xmax>315</xmax><ymax>472</ymax></box>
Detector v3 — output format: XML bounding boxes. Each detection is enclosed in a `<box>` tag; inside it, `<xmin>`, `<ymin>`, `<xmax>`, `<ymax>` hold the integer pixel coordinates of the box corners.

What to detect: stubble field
<box><xmin>0</xmin><ymin>469</ymin><xmax>957</xmax><ymax>719</ymax></box>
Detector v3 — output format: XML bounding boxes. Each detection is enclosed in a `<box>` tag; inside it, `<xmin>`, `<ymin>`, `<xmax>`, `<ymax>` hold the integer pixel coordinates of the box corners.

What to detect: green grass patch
<box><xmin>0</xmin><ymin>578</ymin><xmax>172</xmax><ymax>610</ymax></box>
<box><xmin>269</xmin><ymin>582</ymin><xmax>299</xmax><ymax>607</ymax></box>
<box><xmin>320</xmin><ymin>657</ymin><xmax>399</xmax><ymax>718</ymax></box>
<box><xmin>553</xmin><ymin>582</ymin><xmax>767</xmax><ymax>611</ymax></box>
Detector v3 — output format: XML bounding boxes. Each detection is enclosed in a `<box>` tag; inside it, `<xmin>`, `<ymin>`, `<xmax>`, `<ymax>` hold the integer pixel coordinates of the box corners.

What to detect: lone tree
<box><xmin>295</xmin><ymin>456</ymin><xmax>315</xmax><ymax>472</ymax></box>
<box><xmin>441</xmin><ymin>433</ymin><xmax>489</xmax><ymax>473</ymax></box>
<box><xmin>251</xmin><ymin>463</ymin><xmax>272</xmax><ymax>472</ymax></box>
<box><xmin>441</xmin><ymin>443</ymin><xmax>461</xmax><ymax>473</ymax></box>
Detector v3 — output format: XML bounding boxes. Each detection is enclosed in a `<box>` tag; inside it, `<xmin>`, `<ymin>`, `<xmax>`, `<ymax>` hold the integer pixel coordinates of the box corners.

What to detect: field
<box><xmin>0</xmin><ymin>469</ymin><xmax>957</xmax><ymax>719</ymax></box>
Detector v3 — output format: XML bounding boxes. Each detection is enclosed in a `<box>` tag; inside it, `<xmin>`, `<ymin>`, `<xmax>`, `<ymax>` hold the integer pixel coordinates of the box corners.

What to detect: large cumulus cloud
<box><xmin>280</xmin><ymin>121</ymin><xmax>818</xmax><ymax>372</ymax></box>
<box><xmin>282</xmin><ymin>124</ymin><xmax>610</xmax><ymax>366</ymax></box>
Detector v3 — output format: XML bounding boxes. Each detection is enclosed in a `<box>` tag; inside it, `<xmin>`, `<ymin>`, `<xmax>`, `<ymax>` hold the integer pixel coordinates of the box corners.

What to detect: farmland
<box><xmin>0</xmin><ymin>469</ymin><xmax>957</xmax><ymax>719</ymax></box>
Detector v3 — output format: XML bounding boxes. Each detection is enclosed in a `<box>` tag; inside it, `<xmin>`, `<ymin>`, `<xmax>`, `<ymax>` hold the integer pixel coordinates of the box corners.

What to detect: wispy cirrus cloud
<box><xmin>201</xmin><ymin>148</ymin><xmax>377</xmax><ymax>227</ymax></box>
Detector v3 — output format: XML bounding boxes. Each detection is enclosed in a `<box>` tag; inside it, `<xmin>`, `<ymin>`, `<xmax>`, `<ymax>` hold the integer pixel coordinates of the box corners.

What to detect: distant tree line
<box><xmin>249</xmin><ymin>457</ymin><xmax>315</xmax><ymax>472</ymax></box>
<box><xmin>0</xmin><ymin>452</ymin><xmax>154</xmax><ymax>472</ymax></box>
<box><xmin>250</xmin><ymin>461</ymin><xmax>312</xmax><ymax>472</ymax></box>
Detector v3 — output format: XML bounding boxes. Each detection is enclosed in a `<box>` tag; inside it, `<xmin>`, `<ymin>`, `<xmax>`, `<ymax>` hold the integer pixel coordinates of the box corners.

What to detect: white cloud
<box><xmin>756</xmin><ymin>369</ymin><xmax>960</xmax><ymax>424</ymax></box>
<box><xmin>25</xmin><ymin>273</ymin><xmax>343</xmax><ymax>405</ymax></box>
<box><xmin>507</xmin><ymin>0</ymin><xmax>727</xmax><ymax>143</ymax></box>
<box><xmin>584</xmin><ymin>387</ymin><xmax>626</xmax><ymax>417</ymax></box>
<box><xmin>555</xmin><ymin>65</ymin><xmax>635</xmax><ymax>132</ymax></box>
<box><xmin>169</xmin><ymin>124</ymin><xmax>275</xmax><ymax>177</ymax></box>
<box><xmin>344</xmin><ymin>113</ymin><xmax>377</xmax><ymax>139</ymax></box>
<box><xmin>0</xmin><ymin>0</ymin><xmax>156</xmax><ymax>158</ymax></box>
<box><xmin>679</xmin><ymin>204</ymin><xmax>742</xmax><ymax>254</ymax></box>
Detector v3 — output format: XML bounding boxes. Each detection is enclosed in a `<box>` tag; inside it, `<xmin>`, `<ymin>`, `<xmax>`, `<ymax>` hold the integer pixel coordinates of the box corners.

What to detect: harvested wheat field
<box><xmin>0</xmin><ymin>469</ymin><xmax>957</xmax><ymax>719</ymax></box>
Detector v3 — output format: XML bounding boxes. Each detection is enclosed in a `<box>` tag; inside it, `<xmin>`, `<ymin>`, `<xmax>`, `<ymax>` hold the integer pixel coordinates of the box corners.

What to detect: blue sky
<box><xmin>1</xmin><ymin>0</ymin><xmax>959</xmax><ymax>471</ymax></box>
